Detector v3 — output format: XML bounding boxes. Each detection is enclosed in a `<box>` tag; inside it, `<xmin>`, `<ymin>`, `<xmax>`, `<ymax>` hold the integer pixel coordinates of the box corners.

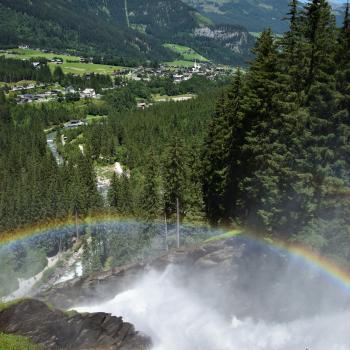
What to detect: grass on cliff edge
<box><xmin>0</xmin><ymin>333</ymin><xmax>41</xmax><ymax>350</ymax></box>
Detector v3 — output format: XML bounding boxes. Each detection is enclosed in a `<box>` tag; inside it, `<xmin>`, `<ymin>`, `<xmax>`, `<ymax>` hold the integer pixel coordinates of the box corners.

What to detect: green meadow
<box><xmin>4</xmin><ymin>48</ymin><xmax>123</xmax><ymax>75</ymax></box>
<box><xmin>164</xmin><ymin>43</ymin><xmax>209</xmax><ymax>63</ymax></box>
<box><xmin>164</xmin><ymin>60</ymin><xmax>198</xmax><ymax>68</ymax></box>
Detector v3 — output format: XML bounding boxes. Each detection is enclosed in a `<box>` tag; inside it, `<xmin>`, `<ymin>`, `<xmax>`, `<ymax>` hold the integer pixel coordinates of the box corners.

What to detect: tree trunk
<box><xmin>176</xmin><ymin>197</ymin><xmax>180</xmax><ymax>249</ymax></box>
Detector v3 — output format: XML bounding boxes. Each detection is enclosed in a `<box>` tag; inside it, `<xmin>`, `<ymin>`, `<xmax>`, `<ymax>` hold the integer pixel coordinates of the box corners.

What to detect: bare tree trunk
<box><xmin>75</xmin><ymin>208</ymin><xmax>79</xmax><ymax>242</ymax></box>
<box><xmin>164</xmin><ymin>212</ymin><xmax>168</xmax><ymax>251</ymax></box>
<box><xmin>176</xmin><ymin>197</ymin><xmax>180</xmax><ymax>249</ymax></box>
<box><xmin>59</xmin><ymin>235</ymin><xmax>62</xmax><ymax>256</ymax></box>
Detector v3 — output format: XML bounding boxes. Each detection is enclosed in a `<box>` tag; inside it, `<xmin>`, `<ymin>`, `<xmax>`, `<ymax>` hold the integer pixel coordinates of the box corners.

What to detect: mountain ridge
<box><xmin>0</xmin><ymin>0</ymin><xmax>254</xmax><ymax>65</ymax></box>
<box><xmin>182</xmin><ymin>0</ymin><xmax>347</xmax><ymax>33</ymax></box>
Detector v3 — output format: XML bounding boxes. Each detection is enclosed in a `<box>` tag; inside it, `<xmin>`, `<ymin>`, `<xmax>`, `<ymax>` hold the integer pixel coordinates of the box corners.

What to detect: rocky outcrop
<box><xmin>38</xmin><ymin>236</ymin><xmax>350</xmax><ymax>323</ymax></box>
<box><xmin>0</xmin><ymin>299</ymin><xmax>151</xmax><ymax>350</ymax></box>
<box><xmin>194</xmin><ymin>25</ymin><xmax>254</xmax><ymax>54</ymax></box>
<box><xmin>38</xmin><ymin>238</ymin><xmax>244</xmax><ymax>309</ymax></box>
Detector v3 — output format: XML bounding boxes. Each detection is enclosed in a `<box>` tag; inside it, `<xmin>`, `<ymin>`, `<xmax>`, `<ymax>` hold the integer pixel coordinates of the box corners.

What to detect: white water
<box><xmin>75</xmin><ymin>267</ymin><xmax>350</xmax><ymax>350</ymax></box>
<box><xmin>55</xmin><ymin>261</ymin><xmax>83</xmax><ymax>285</ymax></box>
<box><xmin>3</xmin><ymin>254</ymin><xmax>59</xmax><ymax>302</ymax></box>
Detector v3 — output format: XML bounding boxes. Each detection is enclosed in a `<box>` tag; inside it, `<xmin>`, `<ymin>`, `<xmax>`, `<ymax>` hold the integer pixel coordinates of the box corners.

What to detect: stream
<box><xmin>47</xmin><ymin>131</ymin><xmax>63</xmax><ymax>165</ymax></box>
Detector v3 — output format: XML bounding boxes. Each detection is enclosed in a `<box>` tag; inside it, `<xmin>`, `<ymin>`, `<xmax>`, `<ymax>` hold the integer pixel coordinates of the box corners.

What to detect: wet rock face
<box><xmin>39</xmin><ymin>237</ymin><xmax>350</xmax><ymax>323</ymax></box>
<box><xmin>0</xmin><ymin>299</ymin><xmax>151</xmax><ymax>350</ymax></box>
<box><xmin>39</xmin><ymin>239</ymin><xmax>246</xmax><ymax>310</ymax></box>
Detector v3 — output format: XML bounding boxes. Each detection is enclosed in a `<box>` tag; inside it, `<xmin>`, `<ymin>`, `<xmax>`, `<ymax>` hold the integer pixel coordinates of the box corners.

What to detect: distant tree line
<box><xmin>0</xmin><ymin>56</ymin><xmax>52</xmax><ymax>83</ymax></box>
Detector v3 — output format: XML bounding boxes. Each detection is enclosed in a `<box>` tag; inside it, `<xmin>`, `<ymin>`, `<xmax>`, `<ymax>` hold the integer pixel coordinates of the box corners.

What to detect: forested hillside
<box><xmin>0</xmin><ymin>0</ymin><xmax>254</xmax><ymax>65</ymax></box>
<box><xmin>0</xmin><ymin>74</ymin><xmax>223</xmax><ymax>233</ymax></box>
<box><xmin>183</xmin><ymin>0</ymin><xmax>346</xmax><ymax>33</ymax></box>
<box><xmin>0</xmin><ymin>94</ymin><xmax>101</xmax><ymax>232</ymax></box>
<box><xmin>0</xmin><ymin>0</ymin><xmax>172</xmax><ymax>63</ymax></box>
<box><xmin>1</xmin><ymin>0</ymin><xmax>350</xmax><ymax>270</ymax></box>
<box><xmin>203</xmin><ymin>0</ymin><xmax>350</xmax><ymax>264</ymax></box>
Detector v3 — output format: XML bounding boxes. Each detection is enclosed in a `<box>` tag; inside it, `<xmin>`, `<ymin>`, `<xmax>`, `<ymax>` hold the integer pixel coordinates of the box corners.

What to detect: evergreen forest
<box><xmin>1</xmin><ymin>0</ymin><xmax>350</xmax><ymax>273</ymax></box>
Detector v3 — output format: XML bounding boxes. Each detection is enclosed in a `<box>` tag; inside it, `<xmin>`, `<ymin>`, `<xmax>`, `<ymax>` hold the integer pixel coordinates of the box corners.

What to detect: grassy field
<box><xmin>3</xmin><ymin>48</ymin><xmax>124</xmax><ymax>75</ymax></box>
<box><xmin>4</xmin><ymin>48</ymin><xmax>79</xmax><ymax>61</ymax></box>
<box><xmin>49</xmin><ymin>62</ymin><xmax>120</xmax><ymax>75</ymax></box>
<box><xmin>193</xmin><ymin>12</ymin><xmax>214</xmax><ymax>26</ymax></box>
<box><xmin>86</xmin><ymin>115</ymin><xmax>108</xmax><ymax>125</ymax></box>
<box><xmin>0</xmin><ymin>333</ymin><xmax>40</xmax><ymax>350</ymax></box>
<box><xmin>164</xmin><ymin>43</ymin><xmax>209</xmax><ymax>62</ymax></box>
<box><xmin>164</xmin><ymin>60</ymin><xmax>198</xmax><ymax>68</ymax></box>
<box><xmin>152</xmin><ymin>93</ymin><xmax>196</xmax><ymax>102</ymax></box>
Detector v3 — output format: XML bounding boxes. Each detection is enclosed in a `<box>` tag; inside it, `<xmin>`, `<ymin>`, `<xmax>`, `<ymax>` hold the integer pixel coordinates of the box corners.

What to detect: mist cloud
<box><xmin>75</xmin><ymin>265</ymin><xmax>350</xmax><ymax>350</ymax></box>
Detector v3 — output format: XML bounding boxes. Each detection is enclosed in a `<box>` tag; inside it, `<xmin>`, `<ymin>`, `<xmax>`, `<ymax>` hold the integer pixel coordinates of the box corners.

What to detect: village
<box><xmin>1</xmin><ymin>46</ymin><xmax>232</xmax><ymax>105</ymax></box>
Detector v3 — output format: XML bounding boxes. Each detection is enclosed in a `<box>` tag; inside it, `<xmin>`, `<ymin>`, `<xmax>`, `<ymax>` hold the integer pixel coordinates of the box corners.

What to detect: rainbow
<box><xmin>0</xmin><ymin>213</ymin><xmax>137</xmax><ymax>246</ymax></box>
<box><xmin>1</xmin><ymin>214</ymin><xmax>350</xmax><ymax>293</ymax></box>
<box><xmin>267</xmin><ymin>239</ymin><xmax>350</xmax><ymax>292</ymax></box>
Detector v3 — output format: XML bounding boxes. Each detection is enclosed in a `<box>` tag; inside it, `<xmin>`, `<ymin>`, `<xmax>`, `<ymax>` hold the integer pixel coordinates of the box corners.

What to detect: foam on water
<box><xmin>75</xmin><ymin>267</ymin><xmax>350</xmax><ymax>350</ymax></box>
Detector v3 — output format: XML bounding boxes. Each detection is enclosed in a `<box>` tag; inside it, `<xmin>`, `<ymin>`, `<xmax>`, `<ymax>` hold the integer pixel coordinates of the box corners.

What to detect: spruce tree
<box><xmin>0</xmin><ymin>90</ymin><xmax>10</xmax><ymax>124</ymax></box>
<box><xmin>53</xmin><ymin>66</ymin><xmax>65</xmax><ymax>83</ymax></box>
<box><xmin>237</xmin><ymin>29</ymin><xmax>284</xmax><ymax>230</ymax></box>
<box><xmin>331</xmin><ymin>1</ymin><xmax>350</xmax><ymax>191</ymax></box>
<box><xmin>118</xmin><ymin>173</ymin><xmax>133</xmax><ymax>215</ymax></box>
<box><xmin>202</xmin><ymin>91</ymin><xmax>231</xmax><ymax>223</ymax></box>
<box><xmin>163</xmin><ymin>135</ymin><xmax>187</xmax><ymax>218</ymax></box>
<box><xmin>202</xmin><ymin>70</ymin><xmax>244</xmax><ymax>223</ymax></box>
<box><xmin>108</xmin><ymin>173</ymin><xmax>120</xmax><ymax>208</ymax></box>
<box><xmin>280</xmin><ymin>0</ymin><xmax>307</xmax><ymax>103</ymax></box>
<box><xmin>140</xmin><ymin>154</ymin><xmax>161</xmax><ymax>220</ymax></box>
<box><xmin>302</xmin><ymin>0</ymin><xmax>338</xmax><ymax>210</ymax></box>
<box><xmin>336</xmin><ymin>1</ymin><xmax>350</xmax><ymax>114</ymax></box>
<box><xmin>302</xmin><ymin>0</ymin><xmax>337</xmax><ymax>91</ymax></box>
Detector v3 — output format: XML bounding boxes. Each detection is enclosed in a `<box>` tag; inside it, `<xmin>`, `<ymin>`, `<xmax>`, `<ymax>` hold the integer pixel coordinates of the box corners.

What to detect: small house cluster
<box><xmin>64</xmin><ymin>120</ymin><xmax>88</xmax><ymax>129</ymax></box>
<box><xmin>125</xmin><ymin>61</ymin><xmax>230</xmax><ymax>83</ymax></box>
<box><xmin>17</xmin><ymin>90</ymin><xmax>61</xmax><ymax>104</ymax></box>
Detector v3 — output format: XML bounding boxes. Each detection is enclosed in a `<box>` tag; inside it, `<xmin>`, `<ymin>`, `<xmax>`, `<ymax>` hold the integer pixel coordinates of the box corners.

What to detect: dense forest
<box><xmin>0</xmin><ymin>56</ymin><xmax>52</xmax><ymax>83</ymax></box>
<box><xmin>67</xmin><ymin>0</ymin><xmax>350</xmax><ymax>266</ymax></box>
<box><xmin>203</xmin><ymin>0</ymin><xmax>350</xmax><ymax>263</ymax></box>
<box><xmin>0</xmin><ymin>90</ymin><xmax>103</xmax><ymax>234</ymax></box>
<box><xmin>1</xmin><ymin>0</ymin><xmax>350</xmax><ymax>276</ymax></box>
<box><xmin>0</xmin><ymin>73</ymin><xmax>223</xmax><ymax>232</ymax></box>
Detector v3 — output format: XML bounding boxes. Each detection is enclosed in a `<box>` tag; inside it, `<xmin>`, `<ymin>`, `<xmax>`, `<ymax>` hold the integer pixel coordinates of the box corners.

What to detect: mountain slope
<box><xmin>182</xmin><ymin>0</ymin><xmax>346</xmax><ymax>33</ymax></box>
<box><xmin>0</xmin><ymin>0</ymin><xmax>173</xmax><ymax>63</ymax></box>
<box><xmin>0</xmin><ymin>0</ymin><xmax>254</xmax><ymax>65</ymax></box>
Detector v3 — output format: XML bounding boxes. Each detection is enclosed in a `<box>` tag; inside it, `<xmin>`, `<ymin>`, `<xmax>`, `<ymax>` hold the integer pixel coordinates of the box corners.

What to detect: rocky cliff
<box><xmin>38</xmin><ymin>236</ymin><xmax>350</xmax><ymax>323</ymax></box>
<box><xmin>0</xmin><ymin>299</ymin><xmax>151</xmax><ymax>350</ymax></box>
<box><xmin>194</xmin><ymin>25</ymin><xmax>253</xmax><ymax>54</ymax></box>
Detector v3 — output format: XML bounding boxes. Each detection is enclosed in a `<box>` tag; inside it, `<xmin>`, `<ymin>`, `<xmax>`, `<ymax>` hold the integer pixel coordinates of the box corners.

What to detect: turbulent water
<box><xmin>76</xmin><ymin>266</ymin><xmax>350</xmax><ymax>350</ymax></box>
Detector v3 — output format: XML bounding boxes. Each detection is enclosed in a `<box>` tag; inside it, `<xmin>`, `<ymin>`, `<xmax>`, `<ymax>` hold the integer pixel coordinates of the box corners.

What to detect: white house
<box><xmin>80</xmin><ymin>88</ymin><xmax>96</xmax><ymax>99</ymax></box>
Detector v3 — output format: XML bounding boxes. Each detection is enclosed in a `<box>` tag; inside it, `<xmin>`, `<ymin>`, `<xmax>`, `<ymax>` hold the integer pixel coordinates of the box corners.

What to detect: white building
<box><xmin>192</xmin><ymin>60</ymin><xmax>201</xmax><ymax>74</ymax></box>
<box><xmin>80</xmin><ymin>88</ymin><xmax>96</xmax><ymax>99</ymax></box>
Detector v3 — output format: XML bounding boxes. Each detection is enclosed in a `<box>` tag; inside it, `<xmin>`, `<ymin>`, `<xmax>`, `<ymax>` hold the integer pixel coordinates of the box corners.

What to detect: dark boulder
<box><xmin>0</xmin><ymin>299</ymin><xmax>151</xmax><ymax>350</ymax></box>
